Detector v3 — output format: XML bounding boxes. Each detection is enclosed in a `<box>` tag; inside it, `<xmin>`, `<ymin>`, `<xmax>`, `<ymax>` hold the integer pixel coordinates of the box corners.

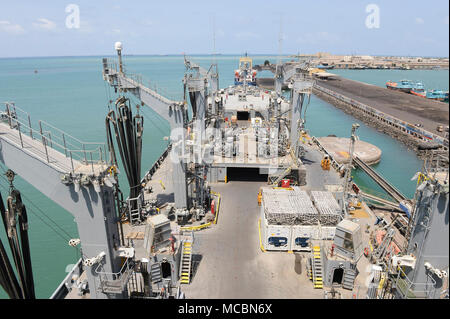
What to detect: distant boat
<box><xmin>411</xmin><ymin>87</ymin><xmax>449</xmax><ymax>102</ymax></box>
<box><xmin>34</xmin><ymin>70</ymin><xmax>38</xmax><ymax>74</ymax></box>
<box><xmin>315</xmin><ymin>64</ymin><xmax>335</xmax><ymax>70</ymax></box>
<box><xmin>351</xmin><ymin>65</ymin><xmax>367</xmax><ymax>70</ymax></box>
<box><xmin>386</xmin><ymin>79</ymin><xmax>415</xmax><ymax>93</ymax></box>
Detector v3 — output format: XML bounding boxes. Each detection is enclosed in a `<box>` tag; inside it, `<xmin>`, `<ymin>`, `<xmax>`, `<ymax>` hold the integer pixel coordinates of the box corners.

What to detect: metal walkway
<box><xmin>353</xmin><ymin>156</ymin><xmax>407</xmax><ymax>203</ymax></box>
<box><xmin>359</xmin><ymin>192</ymin><xmax>400</xmax><ymax>210</ymax></box>
<box><xmin>0</xmin><ymin>102</ymin><xmax>107</xmax><ymax>174</ymax></box>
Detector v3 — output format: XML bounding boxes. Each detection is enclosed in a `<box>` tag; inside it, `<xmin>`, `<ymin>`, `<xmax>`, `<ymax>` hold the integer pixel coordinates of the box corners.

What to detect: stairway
<box><xmin>150</xmin><ymin>262</ymin><xmax>162</xmax><ymax>284</ymax></box>
<box><xmin>374</xmin><ymin>227</ymin><xmax>395</xmax><ymax>260</ymax></box>
<box><xmin>312</xmin><ymin>246</ymin><xmax>323</xmax><ymax>289</ymax></box>
<box><xmin>127</xmin><ymin>196</ymin><xmax>142</xmax><ymax>225</ymax></box>
<box><xmin>342</xmin><ymin>269</ymin><xmax>357</xmax><ymax>290</ymax></box>
<box><xmin>180</xmin><ymin>241</ymin><xmax>193</xmax><ymax>284</ymax></box>
<box><xmin>306</xmin><ymin>258</ymin><xmax>313</xmax><ymax>280</ymax></box>
<box><xmin>268</xmin><ymin>166</ymin><xmax>292</xmax><ymax>185</ymax></box>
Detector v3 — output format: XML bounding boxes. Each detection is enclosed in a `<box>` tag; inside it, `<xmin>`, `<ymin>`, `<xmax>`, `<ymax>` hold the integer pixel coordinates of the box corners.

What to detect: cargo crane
<box><xmin>103</xmin><ymin>43</ymin><xmax>215</xmax><ymax>219</ymax></box>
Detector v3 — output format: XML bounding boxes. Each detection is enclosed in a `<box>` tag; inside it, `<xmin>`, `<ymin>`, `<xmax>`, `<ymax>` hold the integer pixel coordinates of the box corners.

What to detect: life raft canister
<box><xmin>364</xmin><ymin>247</ymin><xmax>370</xmax><ymax>257</ymax></box>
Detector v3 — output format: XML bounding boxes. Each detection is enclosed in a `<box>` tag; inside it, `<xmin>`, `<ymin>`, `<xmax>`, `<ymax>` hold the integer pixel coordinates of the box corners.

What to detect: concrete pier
<box><xmin>313</xmin><ymin>77</ymin><xmax>449</xmax><ymax>151</ymax></box>
<box><xmin>316</xmin><ymin>77</ymin><xmax>448</xmax><ymax>136</ymax></box>
<box><xmin>316</xmin><ymin>137</ymin><xmax>382</xmax><ymax>165</ymax></box>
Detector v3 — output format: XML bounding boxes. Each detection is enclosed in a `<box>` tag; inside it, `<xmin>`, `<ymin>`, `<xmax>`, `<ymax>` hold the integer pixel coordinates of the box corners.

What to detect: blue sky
<box><xmin>0</xmin><ymin>0</ymin><xmax>448</xmax><ymax>58</ymax></box>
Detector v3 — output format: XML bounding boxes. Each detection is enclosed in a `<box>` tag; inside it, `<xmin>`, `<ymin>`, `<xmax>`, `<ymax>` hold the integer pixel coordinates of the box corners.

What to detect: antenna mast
<box><xmin>278</xmin><ymin>14</ymin><xmax>283</xmax><ymax>66</ymax></box>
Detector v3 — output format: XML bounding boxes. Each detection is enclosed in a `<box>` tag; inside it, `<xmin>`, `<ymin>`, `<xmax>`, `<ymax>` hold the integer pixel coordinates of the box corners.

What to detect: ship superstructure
<box><xmin>234</xmin><ymin>54</ymin><xmax>257</xmax><ymax>86</ymax></box>
<box><xmin>0</xmin><ymin>43</ymin><xmax>448</xmax><ymax>300</ymax></box>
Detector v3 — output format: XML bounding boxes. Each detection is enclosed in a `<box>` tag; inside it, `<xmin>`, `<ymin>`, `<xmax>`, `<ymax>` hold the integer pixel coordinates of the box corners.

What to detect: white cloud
<box><xmin>112</xmin><ymin>29</ymin><xmax>121</xmax><ymax>34</ymax></box>
<box><xmin>33</xmin><ymin>18</ymin><xmax>57</xmax><ymax>31</ymax></box>
<box><xmin>0</xmin><ymin>20</ymin><xmax>25</xmax><ymax>34</ymax></box>
<box><xmin>445</xmin><ymin>16</ymin><xmax>449</xmax><ymax>25</ymax></box>
<box><xmin>415</xmin><ymin>17</ymin><xmax>424</xmax><ymax>25</ymax></box>
<box><xmin>235</xmin><ymin>31</ymin><xmax>261</xmax><ymax>39</ymax></box>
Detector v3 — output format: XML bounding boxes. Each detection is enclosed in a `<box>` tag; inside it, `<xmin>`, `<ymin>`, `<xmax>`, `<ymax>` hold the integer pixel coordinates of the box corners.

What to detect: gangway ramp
<box><xmin>353</xmin><ymin>156</ymin><xmax>407</xmax><ymax>204</ymax></box>
<box><xmin>359</xmin><ymin>191</ymin><xmax>399</xmax><ymax>210</ymax></box>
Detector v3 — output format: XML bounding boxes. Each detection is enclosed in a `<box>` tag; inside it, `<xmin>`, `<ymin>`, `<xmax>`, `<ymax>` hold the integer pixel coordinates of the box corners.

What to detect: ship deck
<box><xmin>61</xmin><ymin>137</ymin><xmax>376</xmax><ymax>299</ymax></box>
<box><xmin>181</xmin><ymin>180</ymin><xmax>374</xmax><ymax>299</ymax></box>
<box><xmin>176</xmin><ymin>142</ymin><xmax>372</xmax><ymax>298</ymax></box>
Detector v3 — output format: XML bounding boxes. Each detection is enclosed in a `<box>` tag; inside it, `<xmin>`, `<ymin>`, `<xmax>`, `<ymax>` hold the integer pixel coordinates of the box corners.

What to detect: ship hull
<box><xmin>411</xmin><ymin>90</ymin><xmax>449</xmax><ymax>102</ymax></box>
<box><xmin>234</xmin><ymin>80</ymin><xmax>257</xmax><ymax>86</ymax></box>
<box><xmin>386</xmin><ymin>85</ymin><xmax>411</xmax><ymax>93</ymax></box>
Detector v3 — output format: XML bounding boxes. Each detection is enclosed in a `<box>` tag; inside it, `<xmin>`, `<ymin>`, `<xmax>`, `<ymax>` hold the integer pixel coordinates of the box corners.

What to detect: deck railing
<box><xmin>95</xmin><ymin>258</ymin><xmax>134</xmax><ymax>294</ymax></box>
<box><xmin>1</xmin><ymin>102</ymin><xmax>108</xmax><ymax>174</ymax></box>
<box><xmin>395</xmin><ymin>267</ymin><xmax>436</xmax><ymax>299</ymax></box>
<box><xmin>103</xmin><ymin>57</ymin><xmax>182</xmax><ymax>102</ymax></box>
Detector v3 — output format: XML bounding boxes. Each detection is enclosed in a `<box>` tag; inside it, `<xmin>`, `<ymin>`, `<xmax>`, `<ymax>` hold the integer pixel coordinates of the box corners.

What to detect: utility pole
<box><xmin>343</xmin><ymin>123</ymin><xmax>360</xmax><ymax>213</ymax></box>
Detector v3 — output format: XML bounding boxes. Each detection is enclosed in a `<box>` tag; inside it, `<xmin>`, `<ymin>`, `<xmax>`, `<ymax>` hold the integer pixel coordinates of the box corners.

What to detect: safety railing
<box><xmin>423</xmin><ymin>150</ymin><xmax>449</xmax><ymax>177</ymax></box>
<box><xmin>311</xmin><ymin>136</ymin><xmax>344</xmax><ymax>172</ymax></box>
<box><xmin>103</xmin><ymin>58</ymin><xmax>182</xmax><ymax>102</ymax></box>
<box><xmin>395</xmin><ymin>267</ymin><xmax>436</xmax><ymax>299</ymax></box>
<box><xmin>50</xmin><ymin>258</ymin><xmax>84</xmax><ymax>299</ymax></box>
<box><xmin>141</xmin><ymin>143</ymin><xmax>172</xmax><ymax>183</ymax></box>
<box><xmin>357</xmin><ymin>184</ymin><xmax>395</xmax><ymax>202</ymax></box>
<box><xmin>95</xmin><ymin>258</ymin><xmax>134</xmax><ymax>294</ymax></box>
<box><xmin>1</xmin><ymin>102</ymin><xmax>108</xmax><ymax>174</ymax></box>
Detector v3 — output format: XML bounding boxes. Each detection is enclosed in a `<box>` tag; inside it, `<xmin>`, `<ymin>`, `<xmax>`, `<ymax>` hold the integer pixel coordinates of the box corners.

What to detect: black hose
<box><xmin>189</xmin><ymin>92</ymin><xmax>197</xmax><ymax>118</ymax></box>
<box><xmin>0</xmin><ymin>191</ymin><xmax>23</xmax><ymax>299</ymax></box>
<box><xmin>6</xmin><ymin>196</ymin><xmax>28</xmax><ymax>298</ymax></box>
<box><xmin>14</xmin><ymin>191</ymin><xmax>35</xmax><ymax>298</ymax></box>
<box><xmin>0</xmin><ymin>234</ymin><xmax>22</xmax><ymax>299</ymax></box>
<box><xmin>0</xmin><ymin>189</ymin><xmax>36</xmax><ymax>299</ymax></box>
<box><xmin>106</xmin><ymin>97</ymin><xmax>144</xmax><ymax>222</ymax></box>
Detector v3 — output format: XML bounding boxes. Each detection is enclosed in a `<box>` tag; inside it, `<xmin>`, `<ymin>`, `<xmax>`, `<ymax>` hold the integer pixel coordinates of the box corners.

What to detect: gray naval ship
<box><xmin>0</xmin><ymin>42</ymin><xmax>448</xmax><ymax>299</ymax></box>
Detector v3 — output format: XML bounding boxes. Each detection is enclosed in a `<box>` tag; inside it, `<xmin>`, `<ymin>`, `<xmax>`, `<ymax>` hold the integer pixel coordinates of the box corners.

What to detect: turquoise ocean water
<box><xmin>0</xmin><ymin>55</ymin><xmax>448</xmax><ymax>298</ymax></box>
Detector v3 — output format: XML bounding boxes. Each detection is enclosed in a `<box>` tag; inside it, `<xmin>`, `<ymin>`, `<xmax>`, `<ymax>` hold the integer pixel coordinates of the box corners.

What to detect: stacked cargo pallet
<box><xmin>262</xmin><ymin>187</ymin><xmax>318</xmax><ymax>225</ymax></box>
<box><xmin>289</xmin><ymin>189</ymin><xmax>320</xmax><ymax>225</ymax></box>
<box><xmin>310</xmin><ymin>191</ymin><xmax>342</xmax><ymax>226</ymax></box>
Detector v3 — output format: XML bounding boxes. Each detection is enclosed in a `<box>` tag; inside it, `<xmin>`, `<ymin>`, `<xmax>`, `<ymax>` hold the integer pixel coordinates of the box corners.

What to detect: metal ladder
<box><xmin>268</xmin><ymin>166</ymin><xmax>292</xmax><ymax>185</ymax></box>
<box><xmin>312</xmin><ymin>246</ymin><xmax>323</xmax><ymax>289</ymax></box>
<box><xmin>342</xmin><ymin>269</ymin><xmax>357</xmax><ymax>290</ymax></box>
<box><xmin>180</xmin><ymin>241</ymin><xmax>193</xmax><ymax>284</ymax></box>
<box><xmin>150</xmin><ymin>262</ymin><xmax>162</xmax><ymax>284</ymax></box>
<box><xmin>307</xmin><ymin>258</ymin><xmax>313</xmax><ymax>281</ymax></box>
<box><xmin>373</xmin><ymin>227</ymin><xmax>395</xmax><ymax>261</ymax></box>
